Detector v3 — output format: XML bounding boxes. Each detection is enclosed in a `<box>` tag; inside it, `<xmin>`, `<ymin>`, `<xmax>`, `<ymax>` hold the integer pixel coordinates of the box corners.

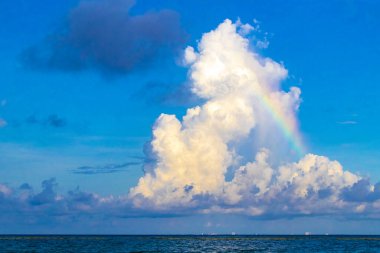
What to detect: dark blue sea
<box><xmin>1</xmin><ymin>235</ymin><xmax>380</xmax><ymax>252</ymax></box>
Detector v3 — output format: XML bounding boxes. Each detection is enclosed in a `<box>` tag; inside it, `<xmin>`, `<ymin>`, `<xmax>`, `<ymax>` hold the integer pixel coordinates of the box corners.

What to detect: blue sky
<box><xmin>1</xmin><ymin>0</ymin><xmax>380</xmax><ymax>234</ymax></box>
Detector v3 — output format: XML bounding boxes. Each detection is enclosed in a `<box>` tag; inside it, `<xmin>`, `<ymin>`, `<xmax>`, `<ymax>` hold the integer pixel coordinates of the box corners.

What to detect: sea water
<box><xmin>0</xmin><ymin>235</ymin><xmax>379</xmax><ymax>252</ymax></box>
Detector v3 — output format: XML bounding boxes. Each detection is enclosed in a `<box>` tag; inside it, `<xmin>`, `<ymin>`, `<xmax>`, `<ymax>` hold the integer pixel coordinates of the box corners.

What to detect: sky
<box><xmin>1</xmin><ymin>0</ymin><xmax>380</xmax><ymax>234</ymax></box>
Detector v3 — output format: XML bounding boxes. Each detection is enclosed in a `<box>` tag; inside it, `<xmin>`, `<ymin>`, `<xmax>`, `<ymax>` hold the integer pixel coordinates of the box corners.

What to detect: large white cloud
<box><xmin>128</xmin><ymin>19</ymin><xmax>375</xmax><ymax>217</ymax></box>
<box><xmin>129</xmin><ymin>19</ymin><xmax>286</xmax><ymax>207</ymax></box>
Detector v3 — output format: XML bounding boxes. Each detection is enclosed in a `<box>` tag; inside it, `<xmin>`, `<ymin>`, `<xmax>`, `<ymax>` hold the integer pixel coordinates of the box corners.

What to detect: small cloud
<box><xmin>237</xmin><ymin>18</ymin><xmax>270</xmax><ymax>49</ymax></box>
<box><xmin>72</xmin><ymin>162</ymin><xmax>141</xmax><ymax>175</ymax></box>
<box><xmin>183</xmin><ymin>46</ymin><xmax>198</xmax><ymax>66</ymax></box>
<box><xmin>355</xmin><ymin>204</ymin><xmax>366</xmax><ymax>213</ymax></box>
<box><xmin>0</xmin><ymin>99</ymin><xmax>6</xmax><ymax>107</ymax></box>
<box><xmin>337</xmin><ymin>120</ymin><xmax>357</xmax><ymax>125</ymax></box>
<box><xmin>236</xmin><ymin>18</ymin><xmax>256</xmax><ymax>36</ymax></box>
<box><xmin>0</xmin><ymin>184</ymin><xmax>12</xmax><ymax>196</ymax></box>
<box><xmin>25</xmin><ymin>114</ymin><xmax>67</xmax><ymax>128</ymax></box>
<box><xmin>30</xmin><ymin>178</ymin><xmax>58</xmax><ymax>206</ymax></box>
<box><xmin>256</xmin><ymin>38</ymin><xmax>270</xmax><ymax>49</ymax></box>
<box><xmin>46</xmin><ymin>114</ymin><xmax>66</xmax><ymax>128</ymax></box>
<box><xmin>19</xmin><ymin>183</ymin><xmax>32</xmax><ymax>190</ymax></box>
<box><xmin>0</xmin><ymin>118</ymin><xmax>7</xmax><ymax>128</ymax></box>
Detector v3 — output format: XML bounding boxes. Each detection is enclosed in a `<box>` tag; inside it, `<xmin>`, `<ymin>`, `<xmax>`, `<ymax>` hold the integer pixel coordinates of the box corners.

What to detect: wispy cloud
<box><xmin>17</xmin><ymin>114</ymin><xmax>67</xmax><ymax>128</ymax></box>
<box><xmin>72</xmin><ymin>162</ymin><xmax>141</xmax><ymax>175</ymax></box>
<box><xmin>337</xmin><ymin>120</ymin><xmax>358</xmax><ymax>125</ymax></box>
<box><xmin>0</xmin><ymin>118</ymin><xmax>7</xmax><ymax>128</ymax></box>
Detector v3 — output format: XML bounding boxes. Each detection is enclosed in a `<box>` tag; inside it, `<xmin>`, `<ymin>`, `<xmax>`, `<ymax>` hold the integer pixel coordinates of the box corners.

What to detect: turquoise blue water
<box><xmin>0</xmin><ymin>235</ymin><xmax>380</xmax><ymax>252</ymax></box>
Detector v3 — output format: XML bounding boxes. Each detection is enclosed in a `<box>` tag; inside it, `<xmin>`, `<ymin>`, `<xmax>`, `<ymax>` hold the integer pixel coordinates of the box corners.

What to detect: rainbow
<box><xmin>254</xmin><ymin>85</ymin><xmax>306</xmax><ymax>157</ymax></box>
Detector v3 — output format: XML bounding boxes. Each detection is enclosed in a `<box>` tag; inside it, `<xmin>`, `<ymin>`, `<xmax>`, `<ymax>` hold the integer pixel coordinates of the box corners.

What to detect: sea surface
<box><xmin>0</xmin><ymin>235</ymin><xmax>380</xmax><ymax>252</ymax></box>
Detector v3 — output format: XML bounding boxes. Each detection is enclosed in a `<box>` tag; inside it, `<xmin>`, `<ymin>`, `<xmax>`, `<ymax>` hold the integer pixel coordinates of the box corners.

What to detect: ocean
<box><xmin>0</xmin><ymin>235</ymin><xmax>379</xmax><ymax>252</ymax></box>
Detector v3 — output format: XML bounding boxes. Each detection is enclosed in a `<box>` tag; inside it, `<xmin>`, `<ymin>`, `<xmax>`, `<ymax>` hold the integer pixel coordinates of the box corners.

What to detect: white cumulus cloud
<box><xmin>128</xmin><ymin>19</ymin><xmax>378</xmax><ymax>218</ymax></box>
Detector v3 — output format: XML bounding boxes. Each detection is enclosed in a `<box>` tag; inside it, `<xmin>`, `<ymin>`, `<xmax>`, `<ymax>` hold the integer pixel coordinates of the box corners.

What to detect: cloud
<box><xmin>341</xmin><ymin>179</ymin><xmax>380</xmax><ymax>202</ymax></box>
<box><xmin>0</xmin><ymin>118</ymin><xmax>7</xmax><ymax>128</ymax></box>
<box><xmin>0</xmin><ymin>178</ymin><xmax>187</xmax><ymax>229</ymax></box>
<box><xmin>21</xmin><ymin>0</ymin><xmax>186</xmax><ymax>76</ymax></box>
<box><xmin>126</xmin><ymin>19</ymin><xmax>380</xmax><ymax>219</ymax></box>
<box><xmin>30</xmin><ymin>178</ymin><xmax>58</xmax><ymax>206</ymax></box>
<box><xmin>72</xmin><ymin>162</ymin><xmax>141</xmax><ymax>174</ymax></box>
<box><xmin>133</xmin><ymin>81</ymin><xmax>200</xmax><ymax>106</ymax></box>
<box><xmin>337</xmin><ymin>120</ymin><xmax>357</xmax><ymax>125</ymax></box>
<box><xmin>0</xmin><ymin>179</ymin><xmax>130</xmax><ymax>222</ymax></box>
<box><xmin>25</xmin><ymin>114</ymin><xmax>67</xmax><ymax>128</ymax></box>
<box><xmin>2</xmin><ymin>174</ymin><xmax>380</xmax><ymax>225</ymax></box>
<box><xmin>256</xmin><ymin>38</ymin><xmax>270</xmax><ymax>49</ymax></box>
<box><xmin>129</xmin><ymin>19</ymin><xmax>298</xmax><ymax>208</ymax></box>
<box><xmin>46</xmin><ymin>114</ymin><xmax>67</xmax><ymax>128</ymax></box>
